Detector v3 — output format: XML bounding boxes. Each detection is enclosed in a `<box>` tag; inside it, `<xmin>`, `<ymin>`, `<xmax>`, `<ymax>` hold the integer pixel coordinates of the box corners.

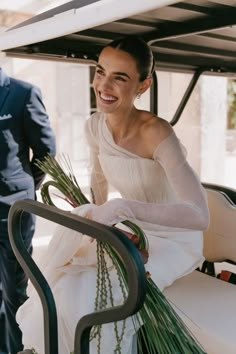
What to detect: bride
<box><xmin>17</xmin><ymin>35</ymin><xmax>209</xmax><ymax>353</ymax></box>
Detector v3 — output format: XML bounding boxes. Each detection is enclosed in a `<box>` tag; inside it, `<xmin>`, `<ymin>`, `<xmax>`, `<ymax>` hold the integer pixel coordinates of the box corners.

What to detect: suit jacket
<box><xmin>0</xmin><ymin>68</ymin><xmax>56</xmax><ymax>212</ymax></box>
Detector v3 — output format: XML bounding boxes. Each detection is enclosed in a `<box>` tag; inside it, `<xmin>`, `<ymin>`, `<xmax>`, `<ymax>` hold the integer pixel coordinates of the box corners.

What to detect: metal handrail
<box><xmin>170</xmin><ymin>68</ymin><xmax>204</xmax><ymax>126</ymax></box>
<box><xmin>8</xmin><ymin>199</ymin><xmax>147</xmax><ymax>354</ymax></box>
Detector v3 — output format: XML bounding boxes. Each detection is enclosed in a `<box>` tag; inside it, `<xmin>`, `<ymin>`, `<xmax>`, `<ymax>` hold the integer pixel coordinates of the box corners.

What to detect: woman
<box><xmin>17</xmin><ymin>36</ymin><xmax>209</xmax><ymax>353</ymax></box>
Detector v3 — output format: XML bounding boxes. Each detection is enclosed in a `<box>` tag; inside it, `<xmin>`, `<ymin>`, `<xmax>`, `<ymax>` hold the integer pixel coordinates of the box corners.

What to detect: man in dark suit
<box><xmin>0</xmin><ymin>67</ymin><xmax>56</xmax><ymax>354</ymax></box>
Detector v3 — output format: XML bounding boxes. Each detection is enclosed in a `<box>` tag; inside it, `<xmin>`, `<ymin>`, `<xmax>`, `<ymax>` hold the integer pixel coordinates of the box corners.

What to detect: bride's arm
<box><xmin>87</xmin><ymin>132</ymin><xmax>209</xmax><ymax>230</ymax></box>
<box><xmin>89</xmin><ymin>145</ymin><xmax>108</xmax><ymax>205</ymax></box>
<box><xmin>85</xmin><ymin>116</ymin><xmax>108</xmax><ymax>205</ymax></box>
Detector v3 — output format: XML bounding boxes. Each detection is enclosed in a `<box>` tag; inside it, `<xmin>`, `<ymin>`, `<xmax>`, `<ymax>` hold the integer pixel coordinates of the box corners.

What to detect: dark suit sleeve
<box><xmin>24</xmin><ymin>85</ymin><xmax>56</xmax><ymax>189</ymax></box>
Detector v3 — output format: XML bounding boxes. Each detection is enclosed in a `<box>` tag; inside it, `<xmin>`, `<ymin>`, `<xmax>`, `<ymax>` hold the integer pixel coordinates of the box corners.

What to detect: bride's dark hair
<box><xmin>105</xmin><ymin>35</ymin><xmax>155</xmax><ymax>81</ymax></box>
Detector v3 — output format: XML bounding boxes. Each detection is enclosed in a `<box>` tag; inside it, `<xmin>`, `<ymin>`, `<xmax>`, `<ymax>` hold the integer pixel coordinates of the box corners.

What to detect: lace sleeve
<box><xmin>88</xmin><ymin>132</ymin><xmax>209</xmax><ymax>230</ymax></box>
<box><xmin>85</xmin><ymin>116</ymin><xmax>108</xmax><ymax>205</ymax></box>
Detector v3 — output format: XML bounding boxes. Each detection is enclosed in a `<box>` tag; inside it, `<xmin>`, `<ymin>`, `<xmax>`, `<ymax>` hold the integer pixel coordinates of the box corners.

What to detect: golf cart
<box><xmin>1</xmin><ymin>0</ymin><xmax>236</xmax><ymax>353</ymax></box>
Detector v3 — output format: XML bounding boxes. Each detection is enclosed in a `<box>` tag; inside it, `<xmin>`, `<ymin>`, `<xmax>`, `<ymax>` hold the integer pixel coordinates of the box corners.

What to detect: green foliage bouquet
<box><xmin>36</xmin><ymin>155</ymin><xmax>206</xmax><ymax>354</ymax></box>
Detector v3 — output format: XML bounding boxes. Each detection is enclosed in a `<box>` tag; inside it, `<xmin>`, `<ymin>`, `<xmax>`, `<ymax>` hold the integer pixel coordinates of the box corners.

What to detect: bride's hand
<box><xmin>73</xmin><ymin>199</ymin><xmax>135</xmax><ymax>226</ymax></box>
<box><xmin>72</xmin><ymin>204</ymin><xmax>148</xmax><ymax>263</ymax></box>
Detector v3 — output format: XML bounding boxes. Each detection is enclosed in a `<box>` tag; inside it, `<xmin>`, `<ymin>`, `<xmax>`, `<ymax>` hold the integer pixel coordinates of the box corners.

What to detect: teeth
<box><xmin>100</xmin><ymin>93</ymin><xmax>116</xmax><ymax>101</ymax></box>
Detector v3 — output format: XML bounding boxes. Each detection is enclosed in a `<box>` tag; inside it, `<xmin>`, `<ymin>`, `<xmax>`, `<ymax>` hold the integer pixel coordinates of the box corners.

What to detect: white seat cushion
<box><xmin>163</xmin><ymin>270</ymin><xmax>236</xmax><ymax>354</ymax></box>
<box><xmin>203</xmin><ymin>189</ymin><xmax>236</xmax><ymax>263</ymax></box>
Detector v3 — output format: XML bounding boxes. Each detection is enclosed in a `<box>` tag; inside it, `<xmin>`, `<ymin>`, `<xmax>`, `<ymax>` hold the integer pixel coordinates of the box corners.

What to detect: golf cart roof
<box><xmin>0</xmin><ymin>0</ymin><xmax>236</xmax><ymax>75</ymax></box>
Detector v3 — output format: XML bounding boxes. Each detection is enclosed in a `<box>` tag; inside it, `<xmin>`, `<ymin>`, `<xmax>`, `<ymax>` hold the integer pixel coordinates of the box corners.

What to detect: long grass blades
<box><xmin>36</xmin><ymin>154</ymin><xmax>207</xmax><ymax>354</ymax></box>
<box><xmin>36</xmin><ymin>155</ymin><xmax>89</xmax><ymax>206</ymax></box>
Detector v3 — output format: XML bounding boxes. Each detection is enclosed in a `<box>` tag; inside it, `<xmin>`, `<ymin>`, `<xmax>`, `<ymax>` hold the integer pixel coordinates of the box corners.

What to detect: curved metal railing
<box><xmin>8</xmin><ymin>199</ymin><xmax>147</xmax><ymax>354</ymax></box>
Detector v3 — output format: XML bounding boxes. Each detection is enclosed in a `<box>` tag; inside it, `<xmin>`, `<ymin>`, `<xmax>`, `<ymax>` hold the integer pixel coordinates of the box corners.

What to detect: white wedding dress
<box><xmin>17</xmin><ymin>112</ymin><xmax>207</xmax><ymax>354</ymax></box>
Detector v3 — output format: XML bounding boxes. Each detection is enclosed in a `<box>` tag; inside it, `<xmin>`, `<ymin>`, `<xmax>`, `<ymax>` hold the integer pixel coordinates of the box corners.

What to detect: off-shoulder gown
<box><xmin>17</xmin><ymin>112</ymin><xmax>205</xmax><ymax>353</ymax></box>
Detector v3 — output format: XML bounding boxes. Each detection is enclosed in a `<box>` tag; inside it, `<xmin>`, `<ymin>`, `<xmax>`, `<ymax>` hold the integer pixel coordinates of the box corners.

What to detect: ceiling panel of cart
<box><xmin>2</xmin><ymin>0</ymin><xmax>236</xmax><ymax>75</ymax></box>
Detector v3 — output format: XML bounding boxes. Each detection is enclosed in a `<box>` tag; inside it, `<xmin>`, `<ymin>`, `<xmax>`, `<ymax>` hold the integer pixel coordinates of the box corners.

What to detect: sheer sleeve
<box><xmin>88</xmin><ymin>132</ymin><xmax>209</xmax><ymax>230</ymax></box>
<box><xmin>85</xmin><ymin>116</ymin><xmax>108</xmax><ymax>205</ymax></box>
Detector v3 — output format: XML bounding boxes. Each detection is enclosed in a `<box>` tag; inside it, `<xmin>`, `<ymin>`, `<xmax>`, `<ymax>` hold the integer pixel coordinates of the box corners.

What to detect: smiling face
<box><xmin>93</xmin><ymin>46</ymin><xmax>146</xmax><ymax>115</ymax></box>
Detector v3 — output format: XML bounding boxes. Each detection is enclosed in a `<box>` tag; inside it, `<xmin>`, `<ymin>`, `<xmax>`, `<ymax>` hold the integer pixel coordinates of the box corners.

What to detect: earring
<box><xmin>137</xmin><ymin>93</ymin><xmax>141</xmax><ymax>99</ymax></box>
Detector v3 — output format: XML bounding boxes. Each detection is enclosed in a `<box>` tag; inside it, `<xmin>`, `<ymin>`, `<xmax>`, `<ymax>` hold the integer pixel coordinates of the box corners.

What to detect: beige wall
<box><xmin>157</xmin><ymin>71</ymin><xmax>227</xmax><ymax>184</ymax></box>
